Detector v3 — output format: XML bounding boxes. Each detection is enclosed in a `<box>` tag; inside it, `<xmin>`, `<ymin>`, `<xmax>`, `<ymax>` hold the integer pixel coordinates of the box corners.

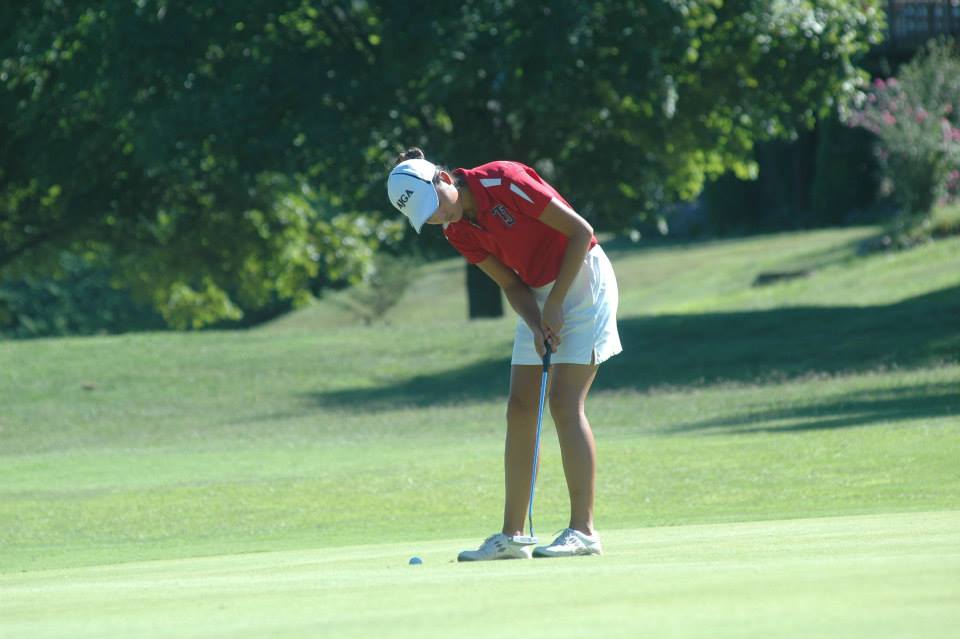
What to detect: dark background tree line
<box><xmin>0</xmin><ymin>1</ymin><xmax>896</xmax><ymax>336</ymax></box>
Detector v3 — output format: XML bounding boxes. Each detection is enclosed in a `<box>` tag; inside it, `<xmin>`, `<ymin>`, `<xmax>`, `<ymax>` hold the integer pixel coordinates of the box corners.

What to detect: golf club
<box><xmin>512</xmin><ymin>339</ymin><xmax>551</xmax><ymax>545</ymax></box>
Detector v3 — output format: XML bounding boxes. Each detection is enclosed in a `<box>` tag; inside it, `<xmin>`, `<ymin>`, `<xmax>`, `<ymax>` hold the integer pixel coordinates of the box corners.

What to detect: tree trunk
<box><xmin>466</xmin><ymin>263</ymin><xmax>503</xmax><ymax>319</ymax></box>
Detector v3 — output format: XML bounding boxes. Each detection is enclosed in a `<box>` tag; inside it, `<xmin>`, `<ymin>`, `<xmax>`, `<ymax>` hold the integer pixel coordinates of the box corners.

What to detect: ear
<box><xmin>437</xmin><ymin>170</ymin><xmax>455</xmax><ymax>185</ymax></box>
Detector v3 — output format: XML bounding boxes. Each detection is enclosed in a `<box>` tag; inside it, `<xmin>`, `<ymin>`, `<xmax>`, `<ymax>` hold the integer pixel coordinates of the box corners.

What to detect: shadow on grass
<box><xmin>601</xmin><ymin>284</ymin><xmax>960</xmax><ymax>392</ymax></box>
<box><xmin>307</xmin><ymin>285</ymin><xmax>960</xmax><ymax>415</ymax></box>
<box><xmin>666</xmin><ymin>382</ymin><xmax>959</xmax><ymax>435</ymax></box>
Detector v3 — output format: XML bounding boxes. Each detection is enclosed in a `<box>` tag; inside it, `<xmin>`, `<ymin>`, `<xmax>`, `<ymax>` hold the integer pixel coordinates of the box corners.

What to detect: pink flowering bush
<box><xmin>948</xmin><ymin>169</ymin><xmax>960</xmax><ymax>201</ymax></box>
<box><xmin>846</xmin><ymin>40</ymin><xmax>960</xmax><ymax>217</ymax></box>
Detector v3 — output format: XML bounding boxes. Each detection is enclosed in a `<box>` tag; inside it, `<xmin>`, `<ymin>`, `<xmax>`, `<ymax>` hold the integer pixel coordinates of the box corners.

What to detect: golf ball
<box><xmin>408</xmin><ymin>556</ymin><xmax>423</xmax><ymax>565</ymax></box>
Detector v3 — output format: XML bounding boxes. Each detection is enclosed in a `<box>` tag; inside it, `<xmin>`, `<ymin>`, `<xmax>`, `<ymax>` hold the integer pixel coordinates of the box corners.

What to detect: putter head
<box><xmin>510</xmin><ymin>535</ymin><xmax>538</xmax><ymax>546</ymax></box>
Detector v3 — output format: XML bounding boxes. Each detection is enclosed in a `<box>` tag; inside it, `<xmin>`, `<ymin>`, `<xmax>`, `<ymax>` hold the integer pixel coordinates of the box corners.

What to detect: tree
<box><xmin>1</xmin><ymin>1</ymin><xmax>885</xmax><ymax>329</ymax></box>
<box><xmin>383</xmin><ymin>1</ymin><xmax>884</xmax><ymax>223</ymax></box>
<box><xmin>377</xmin><ymin>1</ymin><xmax>884</xmax><ymax>316</ymax></box>
<box><xmin>1</xmin><ymin>1</ymin><xmax>399</xmax><ymax>328</ymax></box>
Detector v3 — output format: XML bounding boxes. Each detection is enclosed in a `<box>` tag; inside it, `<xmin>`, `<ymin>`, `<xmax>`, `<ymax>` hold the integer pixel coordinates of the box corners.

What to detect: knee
<box><xmin>507</xmin><ymin>392</ymin><xmax>538</xmax><ymax>424</ymax></box>
<box><xmin>549</xmin><ymin>394</ymin><xmax>583</xmax><ymax>425</ymax></box>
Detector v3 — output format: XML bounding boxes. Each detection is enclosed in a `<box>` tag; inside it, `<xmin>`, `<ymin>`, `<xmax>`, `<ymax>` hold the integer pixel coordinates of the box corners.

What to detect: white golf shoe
<box><xmin>533</xmin><ymin>528</ymin><xmax>603</xmax><ymax>558</ymax></box>
<box><xmin>457</xmin><ymin>533</ymin><xmax>535</xmax><ymax>562</ymax></box>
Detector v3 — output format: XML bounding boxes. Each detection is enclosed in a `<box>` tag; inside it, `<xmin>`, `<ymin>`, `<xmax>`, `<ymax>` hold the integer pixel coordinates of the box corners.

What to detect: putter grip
<box><xmin>542</xmin><ymin>339</ymin><xmax>552</xmax><ymax>371</ymax></box>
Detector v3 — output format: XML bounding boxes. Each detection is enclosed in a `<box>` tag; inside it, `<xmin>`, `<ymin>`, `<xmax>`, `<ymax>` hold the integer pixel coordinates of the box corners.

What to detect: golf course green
<box><xmin>2</xmin><ymin>227</ymin><xmax>958</xmax><ymax>637</ymax></box>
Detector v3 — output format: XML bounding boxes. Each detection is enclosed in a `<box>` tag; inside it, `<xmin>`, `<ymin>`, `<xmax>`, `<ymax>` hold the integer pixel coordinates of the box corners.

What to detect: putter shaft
<box><xmin>526</xmin><ymin>341</ymin><xmax>551</xmax><ymax>539</ymax></box>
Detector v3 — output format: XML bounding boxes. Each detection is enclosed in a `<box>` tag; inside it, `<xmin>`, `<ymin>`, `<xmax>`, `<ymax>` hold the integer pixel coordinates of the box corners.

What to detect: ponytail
<box><xmin>392</xmin><ymin>146</ymin><xmax>462</xmax><ymax>188</ymax></box>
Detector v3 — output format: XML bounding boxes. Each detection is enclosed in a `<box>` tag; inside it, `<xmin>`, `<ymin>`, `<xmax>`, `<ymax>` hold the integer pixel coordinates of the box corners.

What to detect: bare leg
<box><xmin>502</xmin><ymin>365</ymin><xmax>544</xmax><ymax>537</ymax></box>
<box><xmin>548</xmin><ymin>363</ymin><xmax>598</xmax><ymax>535</ymax></box>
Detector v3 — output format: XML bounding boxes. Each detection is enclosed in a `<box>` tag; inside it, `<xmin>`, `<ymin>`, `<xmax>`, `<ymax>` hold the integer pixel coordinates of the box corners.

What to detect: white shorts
<box><xmin>511</xmin><ymin>245</ymin><xmax>622</xmax><ymax>366</ymax></box>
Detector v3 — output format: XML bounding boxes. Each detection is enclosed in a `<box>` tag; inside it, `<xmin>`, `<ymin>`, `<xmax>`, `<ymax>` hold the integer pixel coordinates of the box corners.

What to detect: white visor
<box><xmin>387</xmin><ymin>159</ymin><xmax>440</xmax><ymax>233</ymax></box>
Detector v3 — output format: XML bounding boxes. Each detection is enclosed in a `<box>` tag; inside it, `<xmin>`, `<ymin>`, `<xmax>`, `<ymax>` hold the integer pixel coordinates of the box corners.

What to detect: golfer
<box><xmin>387</xmin><ymin>148</ymin><xmax>621</xmax><ymax>560</ymax></box>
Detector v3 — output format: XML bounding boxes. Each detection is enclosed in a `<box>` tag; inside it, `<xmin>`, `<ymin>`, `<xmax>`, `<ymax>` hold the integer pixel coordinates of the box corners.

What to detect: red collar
<box><xmin>454</xmin><ymin>167</ymin><xmax>495</xmax><ymax>215</ymax></box>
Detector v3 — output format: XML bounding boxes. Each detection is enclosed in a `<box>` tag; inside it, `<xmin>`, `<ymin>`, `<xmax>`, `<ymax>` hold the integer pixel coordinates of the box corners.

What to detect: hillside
<box><xmin>1</xmin><ymin>227</ymin><xmax>958</xmax><ymax>572</ymax></box>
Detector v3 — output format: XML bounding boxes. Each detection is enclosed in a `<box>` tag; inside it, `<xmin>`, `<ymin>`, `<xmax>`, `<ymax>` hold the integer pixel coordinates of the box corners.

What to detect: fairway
<box><xmin>2</xmin><ymin>228</ymin><xmax>959</xmax><ymax>637</ymax></box>
<box><xmin>3</xmin><ymin>512</ymin><xmax>958</xmax><ymax>638</ymax></box>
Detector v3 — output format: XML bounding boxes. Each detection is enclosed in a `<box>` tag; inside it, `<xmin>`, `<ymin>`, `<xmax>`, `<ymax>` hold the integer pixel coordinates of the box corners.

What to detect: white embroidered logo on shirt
<box><xmin>491</xmin><ymin>204</ymin><xmax>515</xmax><ymax>227</ymax></box>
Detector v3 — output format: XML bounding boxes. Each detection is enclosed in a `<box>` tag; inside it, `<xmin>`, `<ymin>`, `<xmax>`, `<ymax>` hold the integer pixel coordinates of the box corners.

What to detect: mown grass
<box><xmin>1</xmin><ymin>226</ymin><xmax>958</xmax><ymax>637</ymax></box>
<box><xmin>3</xmin><ymin>512</ymin><xmax>958</xmax><ymax>639</ymax></box>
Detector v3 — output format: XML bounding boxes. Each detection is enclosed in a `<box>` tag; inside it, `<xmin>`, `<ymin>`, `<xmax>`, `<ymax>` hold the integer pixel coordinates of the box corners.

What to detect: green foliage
<box><xmin>414</xmin><ymin>0</ymin><xmax>883</xmax><ymax>228</ymax></box>
<box><xmin>846</xmin><ymin>39</ymin><xmax>960</xmax><ymax>218</ymax></box>
<box><xmin>930</xmin><ymin>201</ymin><xmax>960</xmax><ymax>237</ymax></box>
<box><xmin>0</xmin><ymin>1</ymin><xmax>401</xmax><ymax>329</ymax></box>
<box><xmin>125</xmin><ymin>176</ymin><xmax>402</xmax><ymax>330</ymax></box>
<box><xmin>0</xmin><ymin>253</ymin><xmax>163</xmax><ymax>338</ymax></box>
<box><xmin>859</xmin><ymin>201</ymin><xmax>960</xmax><ymax>253</ymax></box>
<box><xmin>0</xmin><ymin>1</ymin><xmax>884</xmax><ymax>330</ymax></box>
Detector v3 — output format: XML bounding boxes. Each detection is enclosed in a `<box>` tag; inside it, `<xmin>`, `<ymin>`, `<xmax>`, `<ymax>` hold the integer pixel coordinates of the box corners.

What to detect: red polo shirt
<box><xmin>443</xmin><ymin>161</ymin><xmax>598</xmax><ymax>288</ymax></box>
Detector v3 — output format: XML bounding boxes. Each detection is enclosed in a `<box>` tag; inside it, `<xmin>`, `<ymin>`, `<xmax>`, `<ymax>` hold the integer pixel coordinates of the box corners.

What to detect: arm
<box><xmin>537</xmin><ymin>197</ymin><xmax>594</xmax><ymax>347</ymax></box>
<box><xmin>475</xmin><ymin>255</ymin><xmax>551</xmax><ymax>358</ymax></box>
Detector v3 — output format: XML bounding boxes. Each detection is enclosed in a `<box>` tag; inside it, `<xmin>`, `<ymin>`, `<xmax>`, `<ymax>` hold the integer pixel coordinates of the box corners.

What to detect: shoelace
<box><xmin>481</xmin><ymin>534</ymin><xmax>506</xmax><ymax>551</ymax></box>
<box><xmin>550</xmin><ymin>528</ymin><xmax>581</xmax><ymax>548</ymax></box>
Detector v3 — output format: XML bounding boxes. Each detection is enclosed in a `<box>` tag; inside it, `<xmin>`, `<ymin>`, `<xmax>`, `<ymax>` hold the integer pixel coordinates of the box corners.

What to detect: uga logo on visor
<box><xmin>492</xmin><ymin>204</ymin><xmax>515</xmax><ymax>227</ymax></box>
<box><xmin>396</xmin><ymin>189</ymin><xmax>414</xmax><ymax>209</ymax></box>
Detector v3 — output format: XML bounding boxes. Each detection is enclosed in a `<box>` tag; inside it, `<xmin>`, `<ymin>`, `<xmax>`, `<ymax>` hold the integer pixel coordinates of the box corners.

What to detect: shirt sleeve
<box><xmin>503</xmin><ymin>163</ymin><xmax>557</xmax><ymax>218</ymax></box>
<box><xmin>443</xmin><ymin>226</ymin><xmax>489</xmax><ymax>264</ymax></box>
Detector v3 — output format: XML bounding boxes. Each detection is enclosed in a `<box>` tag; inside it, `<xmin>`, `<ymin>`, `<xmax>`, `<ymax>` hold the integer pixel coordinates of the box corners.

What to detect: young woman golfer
<box><xmin>387</xmin><ymin>148</ymin><xmax>621</xmax><ymax>560</ymax></box>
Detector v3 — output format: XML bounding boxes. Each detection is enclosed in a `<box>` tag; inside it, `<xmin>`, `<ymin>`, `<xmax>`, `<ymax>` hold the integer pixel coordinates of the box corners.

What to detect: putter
<box><xmin>512</xmin><ymin>339</ymin><xmax>551</xmax><ymax>546</ymax></box>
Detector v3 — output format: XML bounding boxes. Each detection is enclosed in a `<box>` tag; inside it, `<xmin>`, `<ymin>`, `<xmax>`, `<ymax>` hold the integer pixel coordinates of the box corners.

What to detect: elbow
<box><xmin>576</xmin><ymin>220</ymin><xmax>594</xmax><ymax>241</ymax></box>
<box><xmin>571</xmin><ymin>211</ymin><xmax>593</xmax><ymax>238</ymax></box>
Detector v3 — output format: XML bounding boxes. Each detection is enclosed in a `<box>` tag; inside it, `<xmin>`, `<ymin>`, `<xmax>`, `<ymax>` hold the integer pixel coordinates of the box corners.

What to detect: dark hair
<box><xmin>393</xmin><ymin>146</ymin><xmax>464</xmax><ymax>187</ymax></box>
<box><xmin>394</xmin><ymin>147</ymin><xmax>426</xmax><ymax>165</ymax></box>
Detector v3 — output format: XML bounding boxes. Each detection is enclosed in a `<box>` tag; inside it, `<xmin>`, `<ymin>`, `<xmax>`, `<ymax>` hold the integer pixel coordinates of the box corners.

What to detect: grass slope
<box><xmin>1</xmin><ymin>227</ymin><xmax>958</xmax><ymax>636</ymax></box>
